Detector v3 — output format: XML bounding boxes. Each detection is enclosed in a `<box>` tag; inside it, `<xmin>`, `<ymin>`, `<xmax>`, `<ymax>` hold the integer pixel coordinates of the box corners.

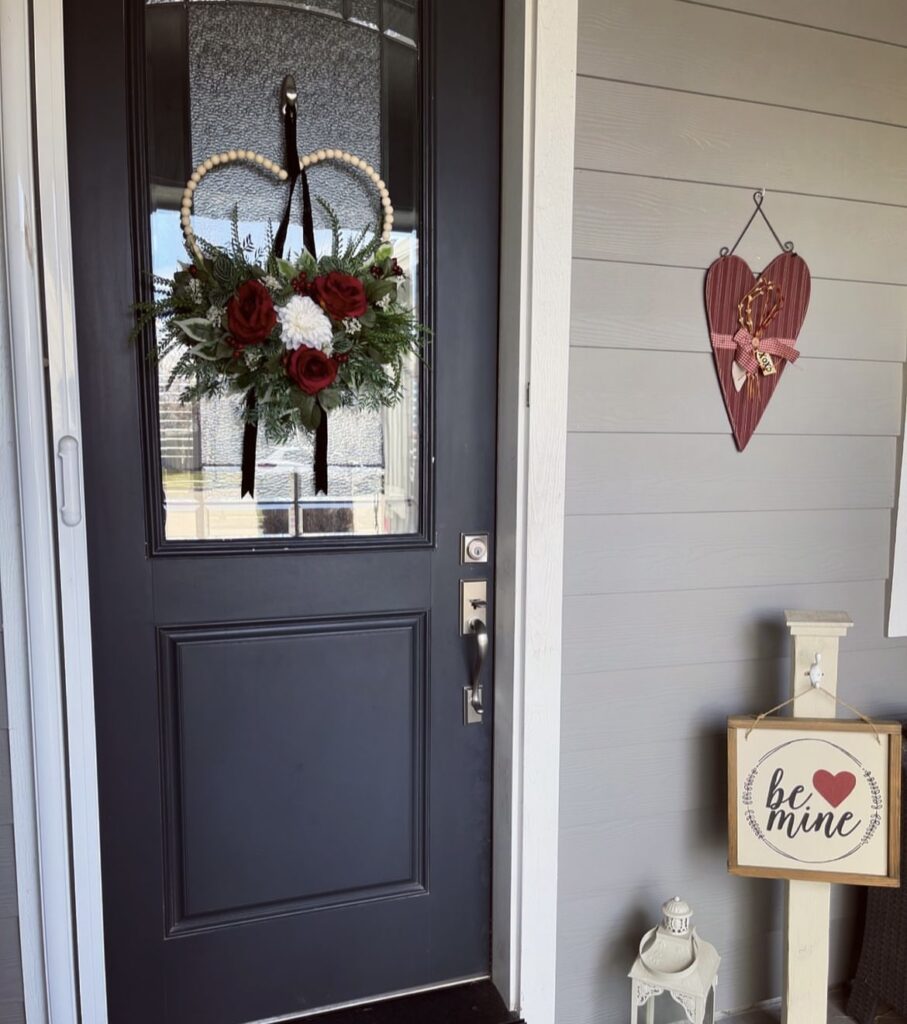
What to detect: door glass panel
<box><xmin>144</xmin><ymin>0</ymin><xmax>422</xmax><ymax>540</ymax></box>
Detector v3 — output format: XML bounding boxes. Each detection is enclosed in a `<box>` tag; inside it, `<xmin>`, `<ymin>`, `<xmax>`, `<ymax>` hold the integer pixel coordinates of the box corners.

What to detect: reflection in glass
<box><xmin>145</xmin><ymin>0</ymin><xmax>421</xmax><ymax>540</ymax></box>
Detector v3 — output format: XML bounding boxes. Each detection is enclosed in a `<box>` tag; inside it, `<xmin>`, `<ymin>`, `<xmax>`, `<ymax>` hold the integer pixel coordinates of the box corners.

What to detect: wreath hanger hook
<box><xmin>719</xmin><ymin>188</ymin><xmax>795</xmax><ymax>259</ymax></box>
<box><xmin>280</xmin><ymin>73</ymin><xmax>298</xmax><ymax>115</ymax></box>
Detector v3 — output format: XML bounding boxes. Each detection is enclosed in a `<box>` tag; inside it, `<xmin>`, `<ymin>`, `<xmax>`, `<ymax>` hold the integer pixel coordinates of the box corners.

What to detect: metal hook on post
<box><xmin>280</xmin><ymin>74</ymin><xmax>298</xmax><ymax>115</ymax></box>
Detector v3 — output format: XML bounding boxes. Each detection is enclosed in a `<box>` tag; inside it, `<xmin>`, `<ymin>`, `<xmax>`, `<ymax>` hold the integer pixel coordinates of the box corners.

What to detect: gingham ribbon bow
<box><xmin>711</xmin><ymin>327</ymin><xmax>800</xmax><ymax>374</ymax></box>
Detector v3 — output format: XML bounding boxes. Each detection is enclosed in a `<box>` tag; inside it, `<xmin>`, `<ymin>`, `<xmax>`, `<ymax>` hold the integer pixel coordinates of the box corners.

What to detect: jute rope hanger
<box><xmin>744</xmin><ymin>651</ymin><xmax>882</xmax><ymax>743</ymax></box>
<box><xmin>179</xmin><ymin>147</ymin><xmax>395</xmax><ymax>263</ymax></box>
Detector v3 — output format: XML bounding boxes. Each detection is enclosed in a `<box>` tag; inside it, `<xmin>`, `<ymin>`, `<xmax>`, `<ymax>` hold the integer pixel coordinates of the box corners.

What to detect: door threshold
<box><xmin>251</xmin><ymin>978</ymin><xmax>521</xmax><ymax>1024</ymax></box>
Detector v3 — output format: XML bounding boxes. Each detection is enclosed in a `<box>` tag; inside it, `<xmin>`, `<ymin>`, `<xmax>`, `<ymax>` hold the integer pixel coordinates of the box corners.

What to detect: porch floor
<box><xmin>724</xmin><ymin>991</ymin><xmax>906</xmax><ymax>1023</ymax></box>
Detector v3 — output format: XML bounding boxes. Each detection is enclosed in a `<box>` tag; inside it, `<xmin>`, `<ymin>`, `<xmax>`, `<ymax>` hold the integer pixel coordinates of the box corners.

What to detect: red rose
<box><xmin>311</xmin><ymin>271</ymin><xmax>368</xmax><ymax>320</ymax></box>
<box><xmin>226</xmin><ymin>280</ymin><xmax>276</xmax><ymax>345</ymax></box>
<box><xmin>286</xmin><ymin>345</ymin><xmax>338</xmax><ymax>395</ymax></box>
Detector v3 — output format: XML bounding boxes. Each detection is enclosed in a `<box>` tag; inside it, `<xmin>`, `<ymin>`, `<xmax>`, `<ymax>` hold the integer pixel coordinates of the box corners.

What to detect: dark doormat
<box><xmin>289</xmin><ymin>980</ymin><xmax>522</xmax><ymax>1024</ymax></box>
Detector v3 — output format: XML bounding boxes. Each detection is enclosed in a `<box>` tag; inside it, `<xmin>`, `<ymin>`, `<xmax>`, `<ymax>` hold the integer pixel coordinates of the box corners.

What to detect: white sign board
<box><xmin>728</xmin><ymin>718</ymin><xmax>901</xmax><ymax>886</ymax></box>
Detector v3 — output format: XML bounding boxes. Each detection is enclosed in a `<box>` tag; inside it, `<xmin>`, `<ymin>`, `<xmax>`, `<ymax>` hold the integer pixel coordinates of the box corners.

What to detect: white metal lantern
<box><xmin>628</xmin><ymin>897</ymin><xmax>720</xmax><ymax>1024</ymax></box>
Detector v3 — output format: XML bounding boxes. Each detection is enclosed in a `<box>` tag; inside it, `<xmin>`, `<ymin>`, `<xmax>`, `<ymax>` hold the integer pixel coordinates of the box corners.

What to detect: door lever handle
<box><xmin>464</xmin><ymin>618</ymin><xmax>488</xmax><ymax>724</ymax></box>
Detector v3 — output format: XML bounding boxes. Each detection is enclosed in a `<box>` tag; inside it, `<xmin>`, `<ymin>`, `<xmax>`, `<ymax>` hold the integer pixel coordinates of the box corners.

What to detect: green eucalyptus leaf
<box><xmin>365</xmin><ymin>279</ymin><xmax>395</xmax><ymax>303</ymax></box>
<box><xmin>276</xmin><ymin>258</ymin><xmax>296</xmax><ymax>281</ymax></box>
<box><xmin>290</xmin><ymin>389</ymin><xmax>318</xmax><ymax>429</ymax></box>
<box><xmin>175</xmin><ymin>318</ymin><xmax>216</xmax><ymax>343</ymax></box>
<box><xmin>318</xmin><ymin>388</ymin><xmax>341</xmax><ymax>411</ymax></box>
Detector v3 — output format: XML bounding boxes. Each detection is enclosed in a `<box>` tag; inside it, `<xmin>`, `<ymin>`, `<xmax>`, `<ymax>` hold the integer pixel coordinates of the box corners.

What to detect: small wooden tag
<box><xmin>756</xmin><ymin>350</ymin><xmax>776</xmax><ymax>376</ymax></box>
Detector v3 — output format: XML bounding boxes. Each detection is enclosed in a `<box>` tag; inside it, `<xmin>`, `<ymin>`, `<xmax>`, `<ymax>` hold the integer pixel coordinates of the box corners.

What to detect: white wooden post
<box><xmin>781</xmin><ymin>610</ymin><xmax>852</xmax><ymax>1024</ymax></box>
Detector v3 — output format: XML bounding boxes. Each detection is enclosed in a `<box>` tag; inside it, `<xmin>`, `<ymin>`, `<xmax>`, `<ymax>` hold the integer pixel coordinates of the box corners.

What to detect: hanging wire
<box><xmin>720</xmin><ymin>190</ymin><xmax>795</xmax><ymax>258</ymax></box>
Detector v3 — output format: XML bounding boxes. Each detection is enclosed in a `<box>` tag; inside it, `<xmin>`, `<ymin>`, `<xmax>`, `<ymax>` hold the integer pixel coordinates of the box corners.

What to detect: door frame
<box><xmin>0</xmin><ymin>0</ymin><xmax>577</xmax><ymax>1021</ymax></box>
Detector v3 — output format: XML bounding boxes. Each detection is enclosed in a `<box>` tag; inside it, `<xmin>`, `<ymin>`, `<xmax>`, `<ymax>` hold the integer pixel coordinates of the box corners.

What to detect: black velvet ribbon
<box><xmin>241</xmin><ymin>90</ymin><xmax>326</xmax><ymax>498</ymax></box>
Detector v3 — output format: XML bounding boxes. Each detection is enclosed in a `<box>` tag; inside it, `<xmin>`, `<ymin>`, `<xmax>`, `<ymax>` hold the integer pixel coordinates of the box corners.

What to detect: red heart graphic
<box><xmin>812</xmin><ymin>769</ymin><xmax>856</xmax><ymax>808</ymax></box>
<box><xmin>705</xmin><ymin>251</ymin><xmax>811</xmax><ymax>450</ymax></box>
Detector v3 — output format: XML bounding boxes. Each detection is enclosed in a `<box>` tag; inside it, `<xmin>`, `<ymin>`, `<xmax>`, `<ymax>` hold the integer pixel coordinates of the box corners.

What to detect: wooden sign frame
<box><xmin>728</xmin><ymin>717</ymin><xmax>902</xmax><ymax>887</ymax></box>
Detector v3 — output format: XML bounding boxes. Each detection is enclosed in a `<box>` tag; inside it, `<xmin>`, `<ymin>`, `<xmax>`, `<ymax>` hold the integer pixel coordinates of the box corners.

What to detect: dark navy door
<box><xmin>63</xmin><ymin>2</ymin><xmax>501</xmax><ymax>1022</ymax></box>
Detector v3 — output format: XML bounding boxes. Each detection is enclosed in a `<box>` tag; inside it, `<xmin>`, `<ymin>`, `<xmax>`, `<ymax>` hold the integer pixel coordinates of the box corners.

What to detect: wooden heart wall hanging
<box><xmin>705</xmin><ymin>191</ymin><xmax>811</xmax><ymax>450</ymax></box>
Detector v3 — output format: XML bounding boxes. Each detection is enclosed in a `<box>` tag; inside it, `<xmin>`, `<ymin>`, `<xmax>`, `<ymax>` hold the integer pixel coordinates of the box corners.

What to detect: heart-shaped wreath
<box><xmin>133</xmin><ymin>81</ymin><xmax>423</xmax><ymax>497</ymax></box>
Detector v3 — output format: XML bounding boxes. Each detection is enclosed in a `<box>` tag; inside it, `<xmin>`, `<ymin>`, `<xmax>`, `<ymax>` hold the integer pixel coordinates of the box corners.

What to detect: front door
<box><xmin>63</xmin><ymin>3</ymin><xmax>501</xmax><ymax>1022</ymax></box>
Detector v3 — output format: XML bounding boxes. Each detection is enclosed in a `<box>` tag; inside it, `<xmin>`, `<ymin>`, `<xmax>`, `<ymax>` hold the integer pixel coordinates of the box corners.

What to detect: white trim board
<box><xmin>0</xmin><ymin>0</ymin><xmax>577</xmax><ymax>1021</ymax></box>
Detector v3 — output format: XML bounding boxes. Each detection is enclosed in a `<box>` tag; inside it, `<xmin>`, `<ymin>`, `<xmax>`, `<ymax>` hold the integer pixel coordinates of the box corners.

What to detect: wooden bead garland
<box><xmin>180</xmin><ymin>148</ymin><xmax>394</xmax><ymax>262</ymax></box>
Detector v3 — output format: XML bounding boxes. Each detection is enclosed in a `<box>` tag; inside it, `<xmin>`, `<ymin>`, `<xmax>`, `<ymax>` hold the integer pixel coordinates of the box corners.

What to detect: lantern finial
<box><xmin>662</xmin><ymin>896</ymin><xmax>692</xmax><ymax>936</ymax></box>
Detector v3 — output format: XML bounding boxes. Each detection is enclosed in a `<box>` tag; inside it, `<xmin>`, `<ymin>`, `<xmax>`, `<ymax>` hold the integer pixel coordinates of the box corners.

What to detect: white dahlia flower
<box><xmin>278</xmin><ymin>295</ymin><xmax>334</xmax><ymax>354</ymax></box>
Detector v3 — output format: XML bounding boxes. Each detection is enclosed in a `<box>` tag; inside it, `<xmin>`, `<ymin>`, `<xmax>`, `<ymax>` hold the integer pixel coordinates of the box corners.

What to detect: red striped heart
<box><xmin>812</xmin><ymin>769</ymin><xmax>856</xmax><ymax>808</ymax></box>
<box><xmin>705</xmin><ymin>252</ymin><xmax>811</xmax><ymax>450</ymax></box>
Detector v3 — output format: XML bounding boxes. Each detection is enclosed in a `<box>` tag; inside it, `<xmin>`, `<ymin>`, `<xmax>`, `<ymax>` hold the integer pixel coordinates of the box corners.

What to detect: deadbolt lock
<box><xmin>461</xmin><ymin>533</ymin><xmax>489</xmax><ymax>564</ymax></box>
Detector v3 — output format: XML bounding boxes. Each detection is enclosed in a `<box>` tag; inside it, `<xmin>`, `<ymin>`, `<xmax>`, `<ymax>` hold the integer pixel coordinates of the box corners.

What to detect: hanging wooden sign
<box><xmin>728</xmin><ymin>718</ymin><xmax>902</xmax><ymax>887</ymax></box>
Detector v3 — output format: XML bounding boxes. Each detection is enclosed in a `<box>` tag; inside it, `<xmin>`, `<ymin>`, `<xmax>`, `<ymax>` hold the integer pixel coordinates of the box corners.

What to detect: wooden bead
<box><xmin>220</xmin><ymin>152</ymin><xmax>230</xmax><ymax>163</ymax></box>
<box><xmin>190</xmin><ymin>171</ymin><xmax>201</xmax><ymax>183</ymax></box>
<box><xmin>228</xmin><ymin>149</ymin><xmax>237</xmax><ymax>160</ymax></box>
<box><xmin>182</xmin><ymin>188</ymin><xmax>192</xmax><ymax>202</ymax></box>
<box><xmin>278</xmin><ymin>168</ymin><xmax>288</xmax><ymax>180</ymax></box>
<box><xmin>385</xmin><ymin>205</ymin><xmax>394</xmax><ymax>216</ymax></box>
<box><xmin>302</xmin><ymin>155</ymin><xmax>311</xmax><ymax>167</ymax></box>
<box><xmin>340</xmin><ymin>151</ymin><xmax>351</xmax><ymax>162</ymax></box>
<box><xmin>203</xmin><ymin>158</ymin><xmax>214</xmax><ymax>171</ymax></box>
<box><xmin>316</xmin><ymin>149</ymin><xmax>327</xmax><ymax>161</ymax></box>
<box><xmin>255</xmin><ymin>153</ymin><xmax>264</xmax><ymax>165</ymax></box>
<box><xmin>187</xmin><ymin>180</ymin><xmax>197</xmax><ymax>191</ymax></box>
<box><xmin>376</xmin><ymin>178</ymin><xmax>386</xmax><ymax>191</ymax></box>
<box><xmin>211</xmin><ymin>154</ymin><xmax>221</xmax><ymax>165</ymax></box>
<box><xmin>325</xmin><ymin>148</ymin><xmax>335</xmax><ymax>159</ymax></box>
<box><xmin>237</xmin><ymin>149</ymin><xmax>247</xmax><ymax>159</ymax></box>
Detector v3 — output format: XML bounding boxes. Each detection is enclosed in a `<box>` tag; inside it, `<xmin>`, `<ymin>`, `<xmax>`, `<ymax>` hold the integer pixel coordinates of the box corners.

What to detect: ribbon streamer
<box><xmin>241</xmin><ymin>79</ymin><xmax>327</xmax><ymax>498</ymax></box>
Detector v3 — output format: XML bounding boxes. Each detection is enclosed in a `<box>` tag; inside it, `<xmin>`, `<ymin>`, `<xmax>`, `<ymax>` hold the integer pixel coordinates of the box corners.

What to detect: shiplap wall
<box><xmin>557</xmin><ymin>2</ymin><xmax>907</xmax><ymax>1021</ymax></box>
<box><xmin>0</xmin><ymin>198</ymin><xmax>24</xmax><ymax>1024</ymax></box>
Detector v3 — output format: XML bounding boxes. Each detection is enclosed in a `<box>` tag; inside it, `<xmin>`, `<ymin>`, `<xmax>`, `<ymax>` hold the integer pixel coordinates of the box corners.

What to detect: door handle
<box><xmin>57</xmin><ymin>435</ymin><xmax>83</xmax><ymax>527</ymax></box>
<box><xmin>466</xmin><ymin>619</ymin><xmax>488</xmax><ymax>722</ymax></box>
<box><xmin>460</xmin><ymin>579</ymin><xmax>488</xmax><ymax>724</ymax></box>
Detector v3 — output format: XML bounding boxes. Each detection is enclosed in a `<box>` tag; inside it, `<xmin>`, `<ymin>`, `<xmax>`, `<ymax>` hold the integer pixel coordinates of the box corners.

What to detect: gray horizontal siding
<box><xmin>558</xmin><ymin>2</ymin><xmax>907</xmax><ymax>1022</ymax></box>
